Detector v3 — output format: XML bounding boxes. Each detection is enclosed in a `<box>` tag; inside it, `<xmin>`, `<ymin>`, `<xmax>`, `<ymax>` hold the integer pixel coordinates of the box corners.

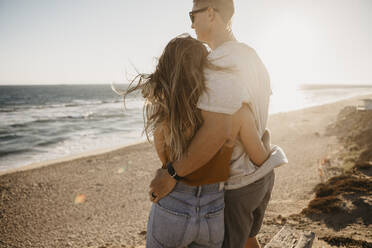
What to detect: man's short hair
<box><xmin>193</xmin><ymin>0</ymin><xmax>235</xmax><ymax>24</ymax></box>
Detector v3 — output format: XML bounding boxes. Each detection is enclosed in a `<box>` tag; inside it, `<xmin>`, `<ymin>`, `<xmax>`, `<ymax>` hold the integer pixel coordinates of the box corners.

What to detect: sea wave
<box><xmin>35</xmin><ymin>137</ymin><xmax>66</xmax><ymax>147</ymax></box>
<box><xmin>3</xmin><ymin>112</ymin><xmax>129</xmax><ymax>130</ymax></box>
<box><xmin>0</xmin><ymin>99</ymin><xmax>126</xmax><ymax>113</ymax></box>
<box><xmin>0</xmin><ymin>134</ymin><xmax>23</xmax><ymax>141</ymax></box>
<box><xmin>0</xmin><ymin>148</ymin><xmax>34</xmax><ymax>157</ymax></box>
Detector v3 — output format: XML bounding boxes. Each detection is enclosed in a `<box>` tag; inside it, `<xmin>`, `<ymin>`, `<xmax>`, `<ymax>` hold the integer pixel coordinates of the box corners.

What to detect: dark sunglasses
<box><xmin>189</xmin><ymin>7</ymin><xmax>218</xmax><ymax>23</ymax></box>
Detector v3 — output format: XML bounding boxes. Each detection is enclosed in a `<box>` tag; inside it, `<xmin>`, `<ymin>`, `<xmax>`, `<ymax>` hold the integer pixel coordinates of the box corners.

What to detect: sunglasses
<box><xmin>189</xmin><ymin>7</ymin><xmax>219</xmax><ymax>23</ymax></box>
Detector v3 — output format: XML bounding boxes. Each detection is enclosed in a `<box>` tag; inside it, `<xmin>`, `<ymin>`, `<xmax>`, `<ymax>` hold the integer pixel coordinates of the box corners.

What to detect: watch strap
<box><xmin>166</xmin><ymin>162</ymin><xmax>183</xmax><ymax>181</ymax></box>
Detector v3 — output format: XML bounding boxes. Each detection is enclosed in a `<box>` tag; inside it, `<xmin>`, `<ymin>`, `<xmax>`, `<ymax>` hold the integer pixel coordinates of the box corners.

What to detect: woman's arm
<box><xmin>238</xmin><ymin>104</ymin><xmax>270</xmax><ymax>166</ymax></box>
<box><xmin>153</xmin><ymin>124</ymin><xmax>167</xmax><ymax>165</ymax></box>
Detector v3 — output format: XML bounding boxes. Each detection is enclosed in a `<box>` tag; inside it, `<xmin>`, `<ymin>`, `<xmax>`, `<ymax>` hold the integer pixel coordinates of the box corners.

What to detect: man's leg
<box><xmin>244</xmin><ymin>171</ymin><xmax>275</xmax><ymax>248</ymax></box>
<box><xmin>222</xmin><ymin>174</ymin><xmax>270</xmax><ymax>248</ymax></box>
<box><xmin>222</xmin><ymin>187</ymin><xmax>255</xmax><ymax>248</ymax></box>
<box><xmin>245</xmin><ymin>237</ymin><xmax>260</xmax><ymax>248</ymax></box>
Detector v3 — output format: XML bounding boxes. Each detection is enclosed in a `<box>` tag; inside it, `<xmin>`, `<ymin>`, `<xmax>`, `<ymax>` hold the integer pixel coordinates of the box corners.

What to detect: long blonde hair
<box><xmin>115</xmin><ymin>34</ymin><xmax>224</xmax><ymax>161</ymax></box>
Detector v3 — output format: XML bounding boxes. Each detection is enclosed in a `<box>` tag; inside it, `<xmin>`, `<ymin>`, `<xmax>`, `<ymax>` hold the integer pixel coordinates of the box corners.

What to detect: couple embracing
<box><xmin>123</xmin><ymin>0</ymin><xmax>288</xmax><ymax>247</ymax></box>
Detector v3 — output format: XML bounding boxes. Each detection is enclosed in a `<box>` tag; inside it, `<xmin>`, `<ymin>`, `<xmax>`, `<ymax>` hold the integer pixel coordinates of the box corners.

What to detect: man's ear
<box><xmin>207</xmin><ymin>7</ymin><xmax>216</xmax><ymax>22</ymax></box>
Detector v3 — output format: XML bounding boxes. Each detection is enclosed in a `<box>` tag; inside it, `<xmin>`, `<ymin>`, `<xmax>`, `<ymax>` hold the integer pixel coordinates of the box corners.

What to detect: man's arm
<box><xmin>174</xmin><ymin>110</ymin><xmax>232</xmax><ymax>177</ymax></box>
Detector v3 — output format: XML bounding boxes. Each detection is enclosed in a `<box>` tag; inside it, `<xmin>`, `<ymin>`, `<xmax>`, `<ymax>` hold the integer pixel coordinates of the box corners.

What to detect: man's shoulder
<box><xmin>209</xmin><ymin>41</ymin><xmax>258</xmax><ymax>65</ymax></box>
<box><xmin>234</xmin><ymin>43</ymin><xmax>260</xmax><ymax>61</ymax></box>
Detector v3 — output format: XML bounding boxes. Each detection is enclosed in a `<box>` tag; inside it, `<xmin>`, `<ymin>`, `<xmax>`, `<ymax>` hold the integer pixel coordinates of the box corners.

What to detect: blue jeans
<box><xmin>146</xmin><ymin>182</ymin><xmax>225</xmax><ymax>248</ymax></box>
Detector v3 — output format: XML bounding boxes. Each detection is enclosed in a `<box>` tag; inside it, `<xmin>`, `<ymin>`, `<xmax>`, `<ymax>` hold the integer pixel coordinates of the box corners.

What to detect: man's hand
<box><xmin>149</xmin><ymin>168</ymin><xmax>177</xmax><ymax>203</ymax></box>
<box><xmin>262</xmin><ymin>128</ymin><xmax>272</xmax><ymax>152</ymax></box>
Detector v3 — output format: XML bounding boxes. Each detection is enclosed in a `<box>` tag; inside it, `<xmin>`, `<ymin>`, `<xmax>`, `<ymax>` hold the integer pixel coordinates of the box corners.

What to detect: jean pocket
<box><xmin>151</xmin><ymin>203</ymin><xmax>190</xmax><ymax>247</ymax></box>
<box><xmin>205</xmin><ymin>204</ymin><xmax>225</xmax><ymax>245</ymax></box>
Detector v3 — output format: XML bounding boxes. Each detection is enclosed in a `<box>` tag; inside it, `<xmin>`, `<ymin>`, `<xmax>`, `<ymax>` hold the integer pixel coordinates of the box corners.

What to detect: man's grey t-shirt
<box><xmin>197</xmin><ymin>40</ymin><xmax>272</xmax><ymax>190</ymax></box>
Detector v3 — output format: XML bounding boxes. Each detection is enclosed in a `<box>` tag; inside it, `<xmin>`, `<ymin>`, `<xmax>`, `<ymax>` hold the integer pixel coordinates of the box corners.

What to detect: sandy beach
<box><xmin>1</xmin><ymin>94</ymin><xmax>371</xmax><ymax>248</ymax></box>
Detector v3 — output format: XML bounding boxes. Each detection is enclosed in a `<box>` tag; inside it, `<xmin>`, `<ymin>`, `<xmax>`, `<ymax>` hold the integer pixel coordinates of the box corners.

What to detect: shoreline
<box><xmin>270</xmin><ymin>91</ymin><xmax>372</xmax><ymax>114</ymax></box>
<box><xmin>1</xmin><ymin>93</ymin><xmax>371</xmax><ymax>177</ymax></box>
<box><xmin>0</xmin><ymin>140</ymin><xmax>146</xmax><ymax>176</ymax></box>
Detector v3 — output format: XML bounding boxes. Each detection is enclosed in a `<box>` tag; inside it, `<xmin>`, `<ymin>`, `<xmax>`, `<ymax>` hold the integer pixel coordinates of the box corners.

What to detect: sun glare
<box><xmin>263</xmin><ymin>12</ymin><xmax>319</xmax><ymax>90</ymax></box>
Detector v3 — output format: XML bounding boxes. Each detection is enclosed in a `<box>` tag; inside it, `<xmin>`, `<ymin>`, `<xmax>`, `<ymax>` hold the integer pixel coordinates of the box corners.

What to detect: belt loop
<box><xmin>219</xmin><ymin>182</ymin><xmax>224</xmax><ymax>191</ymax></box>
<box><xmin>196</xmin><ymin>186</ymin><xmax>202</xmax><ymax>197</ymax></box>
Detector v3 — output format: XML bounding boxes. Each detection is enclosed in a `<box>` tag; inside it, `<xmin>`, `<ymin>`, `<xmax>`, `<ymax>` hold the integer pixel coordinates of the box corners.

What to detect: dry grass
<box><xmin>300</xmin><ymin>106</ymin><xmax>372</xmax><ymax>247</ymax></box>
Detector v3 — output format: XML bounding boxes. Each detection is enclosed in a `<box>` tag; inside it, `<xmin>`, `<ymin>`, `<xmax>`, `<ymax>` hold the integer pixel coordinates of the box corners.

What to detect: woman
<box><xmin>117</xmin><ymin>34</ymin><xmax>271</xmax><ymax>247</ymax></box>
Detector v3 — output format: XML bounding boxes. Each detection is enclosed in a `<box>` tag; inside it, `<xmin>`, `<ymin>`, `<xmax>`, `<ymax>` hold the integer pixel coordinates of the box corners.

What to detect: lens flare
<box><xmin>117</xmin><ymin>167</ymin><xmax>125</xmax><ymax>174</ymax></box>
<box><xmin>74</xmin><ymin>194</ymin><xmax>86</xmax><ymax>204</ymax></box>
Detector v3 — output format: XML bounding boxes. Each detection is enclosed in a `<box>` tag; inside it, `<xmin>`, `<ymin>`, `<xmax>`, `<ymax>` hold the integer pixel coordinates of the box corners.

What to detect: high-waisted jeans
<box><xmin>146</xmin><ymin>182</ymin><xmax>225</xmax><ymax>248</ymax></box>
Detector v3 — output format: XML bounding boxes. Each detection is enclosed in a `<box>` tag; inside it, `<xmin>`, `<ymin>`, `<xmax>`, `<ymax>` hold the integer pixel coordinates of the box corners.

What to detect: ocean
<box><xmin>0</xmin><ymin>84</ymin><xmax>371</xmax><ymax>172</ymax></box>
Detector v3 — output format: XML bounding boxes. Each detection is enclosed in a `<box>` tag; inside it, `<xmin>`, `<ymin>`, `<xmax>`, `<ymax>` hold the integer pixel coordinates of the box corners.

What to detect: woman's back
<box><xmin>155</xmin><ymin>122</ymin><xmax>233</xmax><ymax>186</ymax></box>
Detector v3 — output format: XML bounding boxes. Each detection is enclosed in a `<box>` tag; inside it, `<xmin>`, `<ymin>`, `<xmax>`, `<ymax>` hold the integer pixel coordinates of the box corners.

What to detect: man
<box><xmin>149</xmin><ymin>0</ymin><xmax>287</xmax><ymax>247</ymax></box>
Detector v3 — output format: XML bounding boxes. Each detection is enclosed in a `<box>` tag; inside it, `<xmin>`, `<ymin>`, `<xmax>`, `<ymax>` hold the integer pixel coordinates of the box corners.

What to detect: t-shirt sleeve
<box><xmin>197</xmin><ymin>69</ymin><xmax>251</xmax><ymax>115</ymax></box>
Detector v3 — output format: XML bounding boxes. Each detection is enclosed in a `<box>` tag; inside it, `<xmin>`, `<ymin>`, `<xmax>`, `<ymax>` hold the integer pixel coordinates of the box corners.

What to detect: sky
<box><xmin>0</xmin><ymin>0</ymin><xmax>371</xmax><ymax>89</ymax></box>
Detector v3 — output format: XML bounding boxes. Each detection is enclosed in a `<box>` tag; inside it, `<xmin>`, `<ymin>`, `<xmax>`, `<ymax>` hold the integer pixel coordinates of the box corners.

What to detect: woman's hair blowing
<box><xmin>115</xmin><ymin>34</ymin><xmax>222</xmax><ymax>161</ymax></box>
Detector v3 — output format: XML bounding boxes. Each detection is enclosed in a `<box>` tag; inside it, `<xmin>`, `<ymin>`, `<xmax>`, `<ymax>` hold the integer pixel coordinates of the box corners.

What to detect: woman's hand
<box><xmin>149</xmin><ymin>168</ymin><xmax>177</xmax><ymax>203</ymax></box>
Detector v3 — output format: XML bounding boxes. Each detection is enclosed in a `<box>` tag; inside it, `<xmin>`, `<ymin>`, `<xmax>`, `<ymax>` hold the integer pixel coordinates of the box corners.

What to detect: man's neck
<box><xmin>208</xmin><ymin>28</ymin><xmax>236</xmax><ymax>50</ymax></box>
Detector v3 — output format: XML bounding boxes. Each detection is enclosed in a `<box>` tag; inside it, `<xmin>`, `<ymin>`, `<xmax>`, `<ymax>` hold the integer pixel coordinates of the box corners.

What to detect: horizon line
<box><xmin>0</xmin><ymin>82</ymin><xmax>371</xmax><ymax>87</ymax></box>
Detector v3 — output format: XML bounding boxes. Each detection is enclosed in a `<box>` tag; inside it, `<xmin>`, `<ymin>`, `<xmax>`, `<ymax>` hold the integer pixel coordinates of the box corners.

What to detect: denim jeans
<box><xmin>146</xmin><ymin>182</ymin><xmax>225</xmax><ymax>248</ymax></box>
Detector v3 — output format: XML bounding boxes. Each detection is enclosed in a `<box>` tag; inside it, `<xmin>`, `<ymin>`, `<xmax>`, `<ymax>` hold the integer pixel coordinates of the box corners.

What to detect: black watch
<box><xmin>166</xmin><ymin>162</ymin><xmax>183</xmax><ymax>181</ymax></box>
